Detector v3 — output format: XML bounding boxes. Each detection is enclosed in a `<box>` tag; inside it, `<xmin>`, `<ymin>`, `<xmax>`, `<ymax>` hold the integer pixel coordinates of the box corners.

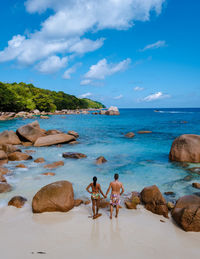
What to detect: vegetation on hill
<box><xmin>0</xmin><ymin>82</ymin><xmax>105</xmax><ymax>112</ymax></box>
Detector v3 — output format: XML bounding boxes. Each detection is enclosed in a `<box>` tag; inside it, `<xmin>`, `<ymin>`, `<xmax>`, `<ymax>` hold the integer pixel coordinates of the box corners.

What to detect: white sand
<box><xmin>0</xmin><ymin>204</ymin><xmax>200</xmax><ymax>259</ymax></box>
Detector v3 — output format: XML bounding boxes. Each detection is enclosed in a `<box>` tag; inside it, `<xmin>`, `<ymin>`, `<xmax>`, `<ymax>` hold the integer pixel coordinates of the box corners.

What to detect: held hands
<box><xmin>104</xmin><ymin>195</ymin><xmax>107</xmax><ymax>199</ymax></box>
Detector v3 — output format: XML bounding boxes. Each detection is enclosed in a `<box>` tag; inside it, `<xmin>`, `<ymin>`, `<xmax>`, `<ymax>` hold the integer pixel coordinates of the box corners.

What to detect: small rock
<box><xmin>16</xmin><ymin>164</ymin><xmax>27</xmax><ymax>168</ymax></box>
<box><xmin>74</xmin><ymin>199</ymin><xmax>83</xmax><ymax>207</ymax></box>
<box><xmin>62</xmin><ymin>152</ymin><xmax>87</xmax><ymax>159</ymax></box>
<box><xmin>22</xmin><ymin>142</ymin><xmax>33</xmax><ymax>147</ymax></box>
<box><xmin>125</xmin><ymin>132</ymin><xmax>135</xmax><ymax>138</ymax></box>
<box><xmin>0</xmin><ymin>174</ymin><xmax>7</xmax><ymax>183</ymax></box>
<box><xmin>167</xmin><ymin>202</ymin><xmax>175</xmax><ymax>210</ymax></box>
<box><xmin>0</xmin><ymin>167</ymin><xmax>11</xmax><ymax>175</ymax></box>
<box><xmin>84</xmin><ymin>200</ymin><xmax>91</xmax><ymax>205</ymax></box>
<box><xmin>164</xmin><ymin>191</ymin><xmax>175</xmax><ymax>196</ymax></box>
<box><xmin>25</xmin><ymin>150</ymin><xmax>36</xmax><ymax>154</ymax></box>
<box><xmin>137</xmin><ymin>131</ymin><xmax>152</xmax><ymax>134</ymax></box>
<box><xmin>42</xmin><ymin>172</ymin><xmax>55</xmax><ymax>176</ymax></box>
<box><xmin>183</xmin><ymin>175</ymin><xmax>193</xmax><ymax>181</ymax></box>
<box><xmin>8</xmin><ymin>152</ymin><xmax>32</xmax><ymax>161</ymax></box>
<box><xmin>99</xmin><ymin>199</ymin><xmax>110</xmax><ymax>208</ymax></box>
<box><xmin>68</xmin><ymin>141</ymin><xmax>79</xmax><ymax>145</ymax></box>
<box><xmin>192</xmin><ymin>182</ymin><xmax>200</xmax><ymax>189</ymax></box>
<box><xmin>8</xmin><ymin>196</ymin><xmax>27</xmax><ymax>208</ymax></box>
<box><xmin>96</xmin><ymin>156</ymin><xmax>107</xmax><ymax>165</ymax></box>
<box><xmin>0</xmin><ymin>183</ymin><xmax>12</xmax><ymax>193</ymax></box>
<box><xmin>44</xmin><ymin>161</ymin><xmax>64</xmax><ymax>169</ymax></box>
<box><xmin>34</xmin><ymin>157</ymin><xmax>45</xmax><ymax>163</ymax></box>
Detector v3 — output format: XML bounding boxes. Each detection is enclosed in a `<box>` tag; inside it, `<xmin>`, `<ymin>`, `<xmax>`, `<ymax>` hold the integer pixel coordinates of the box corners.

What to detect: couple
<box><xmin>86</xmin><ymin>174</ymin><xmax>124</xmax><ymax>219</ymax></box>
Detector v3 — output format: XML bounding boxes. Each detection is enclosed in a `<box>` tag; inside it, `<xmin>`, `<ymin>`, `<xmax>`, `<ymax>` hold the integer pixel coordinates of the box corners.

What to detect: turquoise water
<box><xmin>1</xmin><ymin>108</ymin><xmax>200</xmax><ymax>206</ymax></box>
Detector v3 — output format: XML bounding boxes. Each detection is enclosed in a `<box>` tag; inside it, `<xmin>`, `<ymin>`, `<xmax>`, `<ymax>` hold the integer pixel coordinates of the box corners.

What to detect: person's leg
<box><xmin>92</xmin><ymin>199</ymin><xmax>96</xmax><ymax>217</ymax></box>
<box><xmin>110</xmin><ymin>204</ymin><xmax>113</xmax><ymax>219</ymax></box>
<box><xmin>96</xmin><ymin>199</ymin><xmax>100</xmax><ymax>215</ymax></box>
<box><xmin>115</xmin><ymin>205</ymin><xmax>119</xmax><ymax>218</ymax></box>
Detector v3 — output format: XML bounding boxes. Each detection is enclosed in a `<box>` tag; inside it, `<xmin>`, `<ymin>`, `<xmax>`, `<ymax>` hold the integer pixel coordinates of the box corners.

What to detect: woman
<box><xmin>86</xmin><ymin>176</ymin><xmax>106</xmax><ymax>219</ymax></box>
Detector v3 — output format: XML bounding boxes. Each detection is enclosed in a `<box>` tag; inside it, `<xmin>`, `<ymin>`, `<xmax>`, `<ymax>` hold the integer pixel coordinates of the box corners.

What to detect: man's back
<box><xmin>110</xmin><ymin>180</ymin><xmax>122</xmax><ymax>194</ymax></box>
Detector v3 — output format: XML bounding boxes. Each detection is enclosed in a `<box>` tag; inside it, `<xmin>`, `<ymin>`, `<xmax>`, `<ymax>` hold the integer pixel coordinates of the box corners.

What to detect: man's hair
<box><xmin>114</xmin><ymin>173</ymin><xmax>119</xmax><ymax>180</ymax></box>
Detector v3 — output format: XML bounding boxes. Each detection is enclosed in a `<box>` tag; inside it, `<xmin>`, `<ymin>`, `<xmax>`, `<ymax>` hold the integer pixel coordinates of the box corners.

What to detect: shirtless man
<box><xmin>105</xmin><ymin>174</ymin><xmax>124</xmax><ymax>219</ymax></box>
<box><xmin>86</xmin><ymin>176</ymin><xmax>106</xmax><ymax>219</ymax></box>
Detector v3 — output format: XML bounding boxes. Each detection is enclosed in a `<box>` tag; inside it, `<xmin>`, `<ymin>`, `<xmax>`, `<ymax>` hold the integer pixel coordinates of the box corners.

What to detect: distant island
<box><xmin>0</xmin><ymin>81</ymin><xmax>105</xmax><ymax>112</ymax></box>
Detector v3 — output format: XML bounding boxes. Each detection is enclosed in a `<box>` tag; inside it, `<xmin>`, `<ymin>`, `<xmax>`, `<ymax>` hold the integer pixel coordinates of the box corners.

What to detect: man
<box><xmin>105</xmin><ymin>173</ymin><xmax>124</xmax><ymax>219</ymax></box>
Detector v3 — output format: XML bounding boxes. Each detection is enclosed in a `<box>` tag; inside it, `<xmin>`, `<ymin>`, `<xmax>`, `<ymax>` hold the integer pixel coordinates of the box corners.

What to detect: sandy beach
<box><xmin>0</xmin><ymin>204</ymin><xmax>199</xmax><ymax>259</ymax></box>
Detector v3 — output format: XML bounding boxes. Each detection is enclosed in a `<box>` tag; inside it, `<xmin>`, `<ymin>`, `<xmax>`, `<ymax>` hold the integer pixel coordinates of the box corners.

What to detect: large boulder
<box><xmin>32</xmin><ymin>181</ymin><xmax>74</xmax><ymax>213</ymax></box>
<box><xmin>0</xmin><ymin>183</ymin><xmax>12</xmax><ymax>193</ymax></box>
<box><xmin>17</xmin><ymin>121</ymin><xmax>46</xmax><ymax>143</ymax></box>
<box><xmin>141</xmin><ymin>185</ymin><xmax>168</xmax><ymax>218</ymax></box>
<box><xmin>0</xmin><ymin>150</ymin><xmax>8</xmax><ymax>161</ymax></box>
<box><xmin>34</xmin><ymin>134</ymin><xmax>75</xmax><ymax>147</ymax></box>
<box><xmin>8</xmin><ymin>196</ymin><xmax>27</xmax><ymax>208</ymax></box>
<box><xmin>172</xmin><ymin>195</ymin><xmax>200</xmax><ymax>232</ymax></box>
<box><xmin>62</xmin><ymin>152</ymin><xmax>87</xmax><ymax>159</ymax></box>
<box><xmin>169</xmin><ymin>134</ymin><xmax>200</xmax><ymax>163</ymax></box>
<box><xmin>8</xmin><ymin>152</ymin><xmax>32</xmax><ymax>161</ymax></box>
<box><xmin>105</xmin><ymin>106</ymin><xmax>120</xmax><ymax>115</ymax></box>
<box><xmin>0</xmin><ymin>130</ymin><xmax>21</xmax><ymax>145</ymax></box>
<box><xmin>46</xmin><ymin>130</ymin><xmax>63</xmax><ymax>135</ymax></box>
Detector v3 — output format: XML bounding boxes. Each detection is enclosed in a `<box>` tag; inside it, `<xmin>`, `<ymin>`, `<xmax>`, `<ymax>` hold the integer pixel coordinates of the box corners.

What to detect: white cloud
<box><xmin>69</xmin><ymin>38</ymin><xmax>105</xmax><ymax>54</ymax></box>
<box><xmin>79</xmin><ymin>92</ymin><xmax>92</xmax><ymax>98</ymax></box>
<box><xmin>114</xmin><ymin>94</ymin><xmax>123</xmax><ymax>100</ymax></box>
<box><xmin>140</xmin><ymin>40</ymin><xmax>166</xmax><ymax>52</ymax></box>
<box><xmin>142</xmin><ymin>91</ymin><xmax>170</xmax><ymax>102</ymax></box>
<box><xmin>63</xmin><ymin>63</ymin><xmax>81</xmax><ymax>79</ymax></box>
<box><xmin>84</xmin><ymin>58</ymin><xmax>131</xmax><ymax>80</ymax></box>
<box><xmin>36</xmin><ymin>55</ymin><xmax>68</xmax><ymax>74</ymax></box>
<box><xmin>80</xmin><ymin>79</ymin><xmax>92</xmax><ymax>86</ymax></box>
<box><xmin>134</xmin><ymin>86</ymin><xmax>144</xmax><ymax>91</ymax></box>
<box><xmin>0</xmin><ymin>0</ymin><xmax>165</xmax><ymax>71</ymax></box>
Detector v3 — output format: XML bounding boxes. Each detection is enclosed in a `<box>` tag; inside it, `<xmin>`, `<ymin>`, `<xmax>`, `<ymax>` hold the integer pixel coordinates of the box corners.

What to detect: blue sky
<box><xmin>0</xmin><ymin>0</ymin><xmax>199</xmax><ymax>108</ymax></box>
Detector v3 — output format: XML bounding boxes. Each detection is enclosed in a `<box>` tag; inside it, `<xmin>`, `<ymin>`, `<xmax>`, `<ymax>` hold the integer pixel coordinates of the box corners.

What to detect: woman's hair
<box><xmin>93</xmin><ymin>176</ymin><xmax>97</xmax><ymax>187</ymax></box>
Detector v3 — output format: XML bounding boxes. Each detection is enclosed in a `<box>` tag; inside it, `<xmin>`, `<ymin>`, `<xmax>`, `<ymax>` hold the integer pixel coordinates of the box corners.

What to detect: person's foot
<box><xmin>115</xmin><ymin>214</ymin><xmax>118</xmax><ymax>218</ymax></box>
<box><xmin>110</xmin><ymin>215</ymin><xmax>112</xmax><ymax>219</ymax></box>
<box><xmin>93</xmin><ymin>213</ymin><xmax>102</xmax><ymax>219</ymax></box>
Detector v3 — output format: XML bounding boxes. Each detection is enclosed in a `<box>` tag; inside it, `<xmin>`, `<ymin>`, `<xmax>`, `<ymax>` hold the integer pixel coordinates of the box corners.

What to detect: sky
<box><xmin>0</xmin><ymin>0</ymin><xmax>199</xmax><ymax>108</ymax></box>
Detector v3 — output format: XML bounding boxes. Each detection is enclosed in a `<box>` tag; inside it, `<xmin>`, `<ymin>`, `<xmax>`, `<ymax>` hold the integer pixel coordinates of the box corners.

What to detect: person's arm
<box><xmin>86</xmin><ymin>183</ymin><xmax>92</xmax><ymax>194</ymax></box>
<box><xmin>99</xmin><ymin>185</ymin><xmax>106</xmax><ymax>198</ymax></box>
<box><xmin>120</xmin><ymin>183</ymin><xmax>124</xmax><ymax>196</ymax></box>
<box><xmin>105</xmin><ymin>183</ymin><xmax>112</xmax><ymax>197</ymax></box>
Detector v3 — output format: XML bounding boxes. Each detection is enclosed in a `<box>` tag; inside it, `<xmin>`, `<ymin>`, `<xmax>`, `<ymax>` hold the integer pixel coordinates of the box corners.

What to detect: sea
<box><xmin>0</xmin><ymin>108</ymin><xmax>200</xmax><ymax>207</ymax></box>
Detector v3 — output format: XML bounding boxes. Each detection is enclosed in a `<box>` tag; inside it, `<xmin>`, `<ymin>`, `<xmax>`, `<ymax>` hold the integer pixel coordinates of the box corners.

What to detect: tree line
<box><xmin>0</xmin><ymin>82</ymin><xmax>105</xmax><ymax>112</ymax></box>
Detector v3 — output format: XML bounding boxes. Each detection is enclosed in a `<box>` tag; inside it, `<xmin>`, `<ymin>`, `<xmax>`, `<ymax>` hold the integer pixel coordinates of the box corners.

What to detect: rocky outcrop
<box><xmin>169</xmin><ymin>134</ymin><xmax>200</xmax><ymax>163</ymax></box>
<box><xmin>34</xmin><ymin>134</ymin><xmax>75</xmax><ymax>147</ymax></box>
<box><xmin>105</xmin><ymin>106</ymin><xmax>120</xmax><ymax>115</ymax></box>
<box><xmin>44</xmin><ymin>161</ymin><xmax>64</xmax><ymax>169</ymax></box>
<box><xmin>62</xmin><ymin>152</ymin><xmax>87</xmax><ymax>159</ymax></box>
<box><xmin>0</xmin><ymin>150</ymin><xmax>8</xmax><ymax>162</ymax></box>
<box><xmin>125</xmin><ymin>132</ymin><xmax>135</xmax><ymax>138</ymax></box>
<box><xmin>0</xmin><ymin>130</ymin><xmax>21</xmax><ymax>145</ymax></box>
<box><xmin>8</xmin><ymin>196</ymin><xmax>27</xmax><ymax>208</ymax></box>
<box><xmin>0</xmin><ymin>183</ymin><xmax>12</xmax><ymax>193</ymax></box>
<box><xmin>192</xmin><ymin>182</ymin><xmax>200</xmax><ymax>189</ymax></box>
<box><xmin>8</xmin><ymin>152</ymin><xmax>32</xmax><ymax>161</ymax></box>
<box><xmin>17</xmin><ymin>120</ymin><xmax>45</xmax><ymax>143</ymax></box>
<box><xmin>141</xmin><ymin>185</ymin><xmax>168</xmax><ymax>218</ymax></box>
<box><xmin>96</xmin><ymin>156</ymin><xmax>107</xmax><ymax>164</ymax></box>
<box><xmin>32</xmin><ymin>181</ymin><xmax>74</xmax><ymax>213</ymax></box>
<box><xmin>67</xmin><ymin>131</ymin><xmax>79</xmax><ymax>138</ymax></box>
<box><xmin>172</xmin><ymin>195</ymin><xmax>200</xmax><ymax>232</ymax></box>
<box><xmin>34</xmin><ymin>157</ymin><xmax>45</xmax><ymax>163</ymax></box>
